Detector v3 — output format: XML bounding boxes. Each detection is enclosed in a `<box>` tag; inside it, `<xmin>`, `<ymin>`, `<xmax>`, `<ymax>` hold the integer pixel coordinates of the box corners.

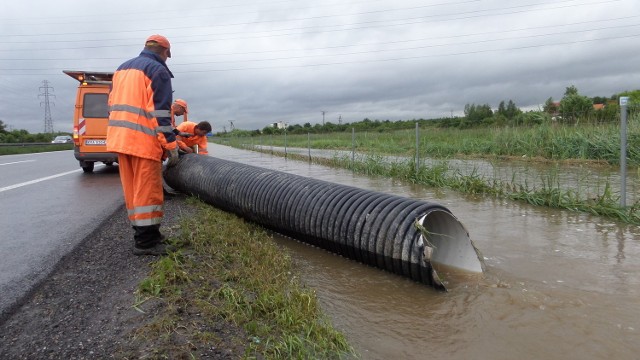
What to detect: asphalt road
<box><xmin>0</xmin><ymin>150</ymin><xmax>123</xmax><ymax>317</ymax></box>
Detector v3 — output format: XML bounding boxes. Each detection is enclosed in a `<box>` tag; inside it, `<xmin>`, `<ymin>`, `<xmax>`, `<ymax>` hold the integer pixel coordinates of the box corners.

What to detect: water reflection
<box><xmin>254</xmin><ymin>145</ymin><xmax>639</xmax><ymax>204</ymax></box>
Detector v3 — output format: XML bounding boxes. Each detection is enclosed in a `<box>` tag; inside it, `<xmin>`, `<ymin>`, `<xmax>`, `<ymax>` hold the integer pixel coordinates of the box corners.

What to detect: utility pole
<box><xmin>229</xmin><ymin>120</ymin><xmax>235</xmax><ymax>131</ymax></box>
<box><xmin>39</xmin><ymin>80</ymin><xmax>55</xmax><ymax>133</ymax></box>
<box><xmin>338</xmin><ymin>114</ymin><xmax>342</xmax><ymax>124</ymax></box>
<box><xmin>321</xmin><ymin>111</ymin><xmax>326</xmax><ymax>125</ymax></box>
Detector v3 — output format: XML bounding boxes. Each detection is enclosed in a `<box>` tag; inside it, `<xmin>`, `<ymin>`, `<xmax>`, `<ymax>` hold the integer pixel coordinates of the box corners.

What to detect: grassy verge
<box><xmin>222</xmin><ymin>117</ymin><xmax>640</xmax><ymax>166</ymax></box>
<box><xmin>131</xmin><ymin>198</ymin><xmax>355</xmax><ymax>359</ymax></box>
<box><xmin>0</xmin><ymin>144</ymin><xmax>73</xmax><ymax>155</ymax></box>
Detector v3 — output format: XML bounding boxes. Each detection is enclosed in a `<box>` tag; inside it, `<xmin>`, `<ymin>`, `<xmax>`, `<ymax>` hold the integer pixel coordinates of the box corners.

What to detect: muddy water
<box><xmin>211</xmin><ymin>144</ymin><xmax>640</xmax><ymax>360</ymax></box>
<box><xmin>257</xmin><ymin>145</ymin><xmax>640</xmax><ymax>204</ymax></box>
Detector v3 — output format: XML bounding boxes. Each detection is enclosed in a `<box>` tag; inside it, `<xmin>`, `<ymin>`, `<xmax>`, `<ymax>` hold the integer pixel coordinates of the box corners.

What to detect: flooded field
<box><xmin>212</xmin><ymin>143</ymin><xmax>640</xmax><ymax>360</ymax></box>
<box><xmin>254</xmin><ymin>144</ymin><xmax>640</xmax><ymax>205</ymax></box>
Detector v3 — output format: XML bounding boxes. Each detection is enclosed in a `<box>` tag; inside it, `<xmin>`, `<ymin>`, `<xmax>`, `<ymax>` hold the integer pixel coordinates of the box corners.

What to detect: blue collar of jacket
<box><xmin>139</xmin><ymin>49</ymin><xmax>174</xmax><ymax>78</ymax></box>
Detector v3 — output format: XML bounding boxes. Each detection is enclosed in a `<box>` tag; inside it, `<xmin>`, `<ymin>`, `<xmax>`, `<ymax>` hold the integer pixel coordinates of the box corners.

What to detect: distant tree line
<box><xmin>5</xmin><ymin>84</ymin><xmax>633</xmax><ymax>141</ymax></box>
<box><xmin>541</xmin><ymin>85</ymin><xmax>624</xmax><ymax>125</ymax></box>
<box><xmin>0</xmin><ymin>120</ymin><xmax>70</xmax><ymax>143</ymax></box>
<box><xmin>214</xmin><ymin>85</ymin><xmax>636</xmax><ymax>138</ymax></box>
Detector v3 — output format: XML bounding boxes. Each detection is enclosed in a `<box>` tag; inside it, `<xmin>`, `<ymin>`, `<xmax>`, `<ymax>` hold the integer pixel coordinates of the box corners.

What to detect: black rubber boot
<box><xmin>132</xmin><ymin>242</ymin><xmax>175</xmax><ymax>256</ymax></box>
<box><xmin>133</xmin><ymin>225</ymin><xmax>161</xmax><ymax>248</ymax></box>
<box><xmin>132</xmin><ymin>225</ymin><xmax>174</xmax><ymax>256</ymax></box>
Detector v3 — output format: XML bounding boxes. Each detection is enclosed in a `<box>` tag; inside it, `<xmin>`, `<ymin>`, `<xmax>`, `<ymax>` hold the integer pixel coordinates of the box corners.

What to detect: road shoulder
<box><xmin>0</xmin><ymin>195</ymin><xmax>242</xmax><ymax>358</ymax></box>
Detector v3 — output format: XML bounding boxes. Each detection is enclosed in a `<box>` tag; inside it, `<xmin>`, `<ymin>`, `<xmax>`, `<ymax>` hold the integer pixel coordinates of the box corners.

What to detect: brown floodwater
<box><xmin>212</xmin><ymin>144</ymin><xmax>640</xmax><ymax>360</ymax></box>
<box><xmin>257</xmin><ymin>144</ymin><xmax>640</xmax><ymax>204</ymax></box>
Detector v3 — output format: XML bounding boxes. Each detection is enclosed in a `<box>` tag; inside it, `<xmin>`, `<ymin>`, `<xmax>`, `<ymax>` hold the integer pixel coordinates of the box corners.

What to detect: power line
<box><xmin>0</xmin><ymin>0</ymin><xmax>618</xmax><ymax>41</ymax></box>
<box><xmin>161</xmin><ymin>23</ymin><xmax>640</xmax><ymax>66</ymax></box>
<box><xmin>4</xmin><ymin>30</ymin><xmax>640</xmax><ymax>75</ymax></box>
<box><xmin>0</xmin><ymin>0</ymin><xmax>634</xmax><ymax>76</ymax></box>
<box><xmin>0</xmin><ymin>0</ymin><xmax>391</xmax><ymax>23</ymax></box>
<box><xmin>170</xmin><ymin>32</ymin><xmax>640</xmax><ymax>72</ymax></box>
<box><xmin>0</xmin><ymin>0</ymin><xmax>477</xmax><ymax>31</ymax></box>
<box><xmin>1</xmin><ymin>15</ymin><xmax>638</xmax><ymax>61</ymax></box>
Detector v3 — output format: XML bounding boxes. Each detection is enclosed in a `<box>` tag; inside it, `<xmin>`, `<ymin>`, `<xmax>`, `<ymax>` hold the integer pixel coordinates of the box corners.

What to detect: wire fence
<box><xmin>218</xmin><ymin>121</ymin><xmax>640</xmax><ymax>206</ymax></box>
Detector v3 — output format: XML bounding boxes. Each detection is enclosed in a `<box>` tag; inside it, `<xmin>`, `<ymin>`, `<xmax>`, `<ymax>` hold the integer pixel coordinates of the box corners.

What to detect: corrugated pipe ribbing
<box><xmin>164</xmin><ymin>154</ymin><xmax>483</xmax><ymax>291</ymax></box>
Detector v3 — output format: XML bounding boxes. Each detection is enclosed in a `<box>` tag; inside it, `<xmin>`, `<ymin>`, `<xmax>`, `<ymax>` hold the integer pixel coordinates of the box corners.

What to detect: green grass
<box><xmin>221</xmin><ymin>117</ymin><xmax>640</xmax><ymax>165</ymax></box>
<box><xmin>130</xmin><ymin>198</ymin><xmax>355</xmax><ymax>359</ymax></box>
<box><xmin>0</xmin><ymin>144</ymin><xmax>73</xmax><ymax>155</ymax></box>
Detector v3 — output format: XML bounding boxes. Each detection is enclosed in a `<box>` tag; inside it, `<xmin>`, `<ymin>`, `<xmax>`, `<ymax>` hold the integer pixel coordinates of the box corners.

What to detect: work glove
<box><xmin>166</xmin><ymin>147</ymin><xmax>180</xmax><ymax>167</ymax></box>
<box><xmin>178</xmin><ymin>132</ymin><xmax>193</xmax><ymax>138</ymax></box>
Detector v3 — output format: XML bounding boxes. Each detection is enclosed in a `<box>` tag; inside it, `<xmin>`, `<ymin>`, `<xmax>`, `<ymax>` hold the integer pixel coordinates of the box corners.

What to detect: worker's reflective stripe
<box><xmin>152</xmin><ymin>110</ymin><xmax>171</xmax><ymax>117</ymax></box>
<box><xmin>131</xmin><ymin>217</ymin><xmax>162</xmax><ymax>226</ymax></box>
<box><xmin>109</xmin><ymin>119</ymin><xmax>156</xmax><ymax>137</ymax></box>
<box><xmin>110</xmin><ymin>104</ymin><xmax>155</xmax><ymax>119</ymax></box>
<box><xmin>127</xmin><ymin>204</ymin><xmax>164</xmax><ymax>216</ymax></box>
<box><xmin>156</xmin><ymin>125</ymin><xmax>173</xmax><ymax>133</ymax></box>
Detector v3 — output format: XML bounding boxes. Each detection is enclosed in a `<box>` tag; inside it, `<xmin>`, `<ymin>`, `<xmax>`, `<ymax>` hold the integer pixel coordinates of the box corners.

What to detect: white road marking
<box><xmin>0</xmin><ymin>160</ymin><xmax>36</xmax><ymax>166</ymax></box>
<box><xmin>0</xmin><ymin>169</ymin><xmax>82</xmax><ymax>193</ymax></box>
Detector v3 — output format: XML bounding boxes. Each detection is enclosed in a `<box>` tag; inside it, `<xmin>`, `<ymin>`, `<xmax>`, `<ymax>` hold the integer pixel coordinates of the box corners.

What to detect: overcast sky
<box><xmin>2</xmin><ymin>0</ymin><xmax>639</xmax><ymax>133</ymax></box>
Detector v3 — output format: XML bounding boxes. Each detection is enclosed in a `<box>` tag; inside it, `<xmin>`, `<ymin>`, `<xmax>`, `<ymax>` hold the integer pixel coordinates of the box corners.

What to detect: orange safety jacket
<box><xmin>176</xmin><ymin>121</ymin><xmax>209</xmax><ymax>155</ymax></box>
<box><xmin>107</xmin><ymin>49</ymin><xmax>177</xmax><ymax>161</ymax></box>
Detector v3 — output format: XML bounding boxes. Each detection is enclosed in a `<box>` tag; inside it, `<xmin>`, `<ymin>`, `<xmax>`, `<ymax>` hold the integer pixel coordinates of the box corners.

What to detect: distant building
<box><xmin>551</xmin><ymin>102</ymin><xmax>606</xmax><ymax>120</ymax></box>
<box><xmin>270</xmin><ymin>121</ymin><xmax>287</xmax><ymax>129</ymax></box>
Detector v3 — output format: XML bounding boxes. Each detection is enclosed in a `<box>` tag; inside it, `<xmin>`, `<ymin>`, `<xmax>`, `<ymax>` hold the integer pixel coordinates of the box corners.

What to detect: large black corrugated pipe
<box><xmin>164</xmin><ymin>154</ymin><xmax>484</xmax><ymax>291</ymax></box>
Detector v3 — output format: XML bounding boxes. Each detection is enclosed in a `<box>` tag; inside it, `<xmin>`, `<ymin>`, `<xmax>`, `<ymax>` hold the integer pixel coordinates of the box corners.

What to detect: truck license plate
<box><xmin>85</xmin><ymin>139</ymin><xmax>106</xmax><ymax>145</ymax></box>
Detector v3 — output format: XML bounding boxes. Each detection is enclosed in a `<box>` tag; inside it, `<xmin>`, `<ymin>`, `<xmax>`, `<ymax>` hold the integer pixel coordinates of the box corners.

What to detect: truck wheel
<box><xmin>81</xmin><ymin>161</ymin><xmax>95</xmax><ymax>173</ymax></box>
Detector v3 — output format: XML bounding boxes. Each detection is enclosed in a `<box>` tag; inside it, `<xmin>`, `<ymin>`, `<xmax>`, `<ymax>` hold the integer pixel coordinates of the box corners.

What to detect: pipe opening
<box><xmin>417</xmin><ymin>210</ymin><xmax>484</xmax><ymax>274</ymax></box>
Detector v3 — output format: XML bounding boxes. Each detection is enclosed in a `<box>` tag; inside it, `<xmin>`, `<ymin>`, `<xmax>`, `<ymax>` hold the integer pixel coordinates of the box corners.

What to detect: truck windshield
<box><xmin>83</xmin><ymin>93</ymin><xmax>109</xmax><ymax>118</ymax></box>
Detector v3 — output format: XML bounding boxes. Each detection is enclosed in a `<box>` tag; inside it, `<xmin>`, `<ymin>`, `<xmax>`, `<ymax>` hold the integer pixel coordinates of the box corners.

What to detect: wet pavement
<box><xmin>0</xmin><ymin>151</ymin><xmax>123</xmax><ymax>317</ymax></box>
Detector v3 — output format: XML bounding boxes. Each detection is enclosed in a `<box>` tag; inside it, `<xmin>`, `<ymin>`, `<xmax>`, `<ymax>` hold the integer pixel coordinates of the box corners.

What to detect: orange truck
<box><xmin>63</xmin><ymin>70</ymin><xmax>118</xmax><ymax>173</ymax></box>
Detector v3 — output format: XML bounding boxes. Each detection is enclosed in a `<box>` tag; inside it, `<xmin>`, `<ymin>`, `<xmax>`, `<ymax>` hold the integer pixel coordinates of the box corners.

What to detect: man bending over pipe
<box><xmin>176</xmin><ymin>121</ymin><xmax>212</xmax><ymax>155</ymax></box>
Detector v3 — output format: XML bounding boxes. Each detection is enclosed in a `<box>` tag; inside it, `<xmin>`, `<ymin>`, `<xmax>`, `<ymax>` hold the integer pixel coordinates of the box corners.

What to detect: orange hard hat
<box><xmin>174</xmin><ymin>99</ymin><xmax>188</xmax><ymax>113</ymax></box>
<box><xmin>145</xmin><ymin>34</ymin><xmax>171</xmax><ymax>58</ymax></box>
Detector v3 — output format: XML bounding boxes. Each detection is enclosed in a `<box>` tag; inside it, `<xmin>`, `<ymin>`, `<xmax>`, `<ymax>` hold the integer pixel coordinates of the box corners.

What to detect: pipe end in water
<box><xmin>417</xmin><ymin>210</ymin><xmax>484</xmax><ymax>274</ymax></box>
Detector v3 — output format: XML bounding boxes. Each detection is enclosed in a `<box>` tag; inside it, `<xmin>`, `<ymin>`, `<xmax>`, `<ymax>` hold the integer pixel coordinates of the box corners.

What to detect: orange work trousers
<box><xmin>117</xmin><ymin>154</ymin><xmax>164</xmax><ymax>227</ymax></box>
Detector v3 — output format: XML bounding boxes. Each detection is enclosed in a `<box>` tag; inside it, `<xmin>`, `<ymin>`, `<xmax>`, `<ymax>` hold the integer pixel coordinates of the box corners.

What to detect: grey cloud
<box><xmin>2</xmin><ymin>0</ymin><xmax>639</xmax><ymax>132</ymax></box>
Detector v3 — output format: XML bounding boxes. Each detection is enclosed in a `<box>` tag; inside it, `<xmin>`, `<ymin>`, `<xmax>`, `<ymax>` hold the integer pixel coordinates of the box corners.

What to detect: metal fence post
<box><xmin>308</xmin><ymin>132</ymin><xmax>311</xmax><ymax>161</ymax></box>
<box><xmin>415</xmin><ymin>122</ymin><xmax>419</xmax><ymax>173</ymax></box>
<box><xmin>620</xmin><ymin>97</ymin><xmax>629</xmax><ymax>207</ymax></box>
<box><xmin>352</xmin><ymin>128</ymin><xmax>355</xmax><ymax>165</ymax></box>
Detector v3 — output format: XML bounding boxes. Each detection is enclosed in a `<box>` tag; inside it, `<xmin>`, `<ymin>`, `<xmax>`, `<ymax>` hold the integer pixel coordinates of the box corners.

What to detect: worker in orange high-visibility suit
<box><xmin>107</xmin><ymin>34</ymin><xmax>180</xmax><ymax>256</ymax></box>
<box><xmin>176</xmin><ymin>121</ymin><xmax>212</xmax><ymax>155</ymax></box>
<box><xmin>171</xmin><ymin>98</ymin><xmax>188</xmax><ymax>127</ymax></box>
